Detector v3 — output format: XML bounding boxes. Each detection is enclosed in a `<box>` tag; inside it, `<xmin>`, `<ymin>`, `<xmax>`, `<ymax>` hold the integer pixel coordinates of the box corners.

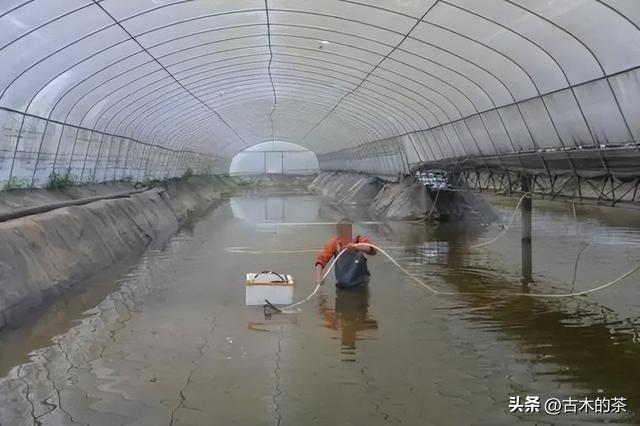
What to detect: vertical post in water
<box><xmin>263</xmin><ymin>151</ymin><xmax>267</xmax><ymax>175</ymax></box>
<box><xmin>521</xmin><ymin>174</ymin><xmax>533</xmax><ymax>284</ymax></box>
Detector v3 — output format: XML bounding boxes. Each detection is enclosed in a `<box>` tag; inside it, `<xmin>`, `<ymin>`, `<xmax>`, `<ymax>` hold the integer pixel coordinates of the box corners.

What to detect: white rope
<box><xmin>426</xmin><ymin>186</ymin><xmax>442</xmax><ymax>219</ymax></box>
<box><xmin>275</xmin><ymin>246</ymin><xmax>357</xmax><ymax>313</ymax></box>
<box><xmin>272</xmin><ymin>242</ymin><xmax>640</xmax><ymax>313</ymax></box>
<box><xmin>405</xmin><ymin>185</ymin><xmax>446</xmax><ymax>223</ymax></box>
<box><xmin>469</xmin><ymin>193</ymin><xmax>529</xmax><ymax>249</ymax></box>
<box><xmin>337</xmin><ymin>179</ymin><xmax>368</xmax><ymax>203</ymax></box>
<box><xmin>519</xmin><ymin>263</ymin><xmax>640</xmax><ymax>298</ymax></box>
<box><xmin>227</xmin><ymin>245</ymin><xmax>408</xmax><ymax>254</ymax></box>
<box><xmin>252</xmin><ymin>221</ymin><xmax>385</xmax><ymax>226</ymax></box>
<box><xmin>268</xmin><ymin>194</ymin><xmax>638</xmax><ymax>312</ymax></box>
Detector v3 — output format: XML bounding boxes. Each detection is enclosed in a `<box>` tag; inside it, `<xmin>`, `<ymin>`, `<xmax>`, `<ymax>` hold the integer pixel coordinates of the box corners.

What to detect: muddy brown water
<box><xmin>1</xmin><ymin>188</ymin><xmax>639</xmax><ymax>425</ymax></box>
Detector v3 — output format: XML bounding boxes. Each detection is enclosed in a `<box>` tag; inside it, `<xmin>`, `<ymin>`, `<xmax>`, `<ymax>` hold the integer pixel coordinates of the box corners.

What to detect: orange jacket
<box><xmin>315</xmin><ymin>235</ymin><xmax>376</xmax><ymax>268</ymax></box>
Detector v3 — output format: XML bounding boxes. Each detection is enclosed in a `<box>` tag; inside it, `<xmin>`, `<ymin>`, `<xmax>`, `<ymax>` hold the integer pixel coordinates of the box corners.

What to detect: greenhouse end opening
<box><xmin>229</xmin><ymin>141</ymin><xmax>319</xmax><ymax>176</ymax></box>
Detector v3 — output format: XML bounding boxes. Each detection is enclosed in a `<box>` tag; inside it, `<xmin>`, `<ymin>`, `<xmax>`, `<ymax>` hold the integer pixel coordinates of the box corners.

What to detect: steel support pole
<box><xmin>521</xmin><ymin>174</ymin><xmax>533</xmax><ymax>284</ymax></box>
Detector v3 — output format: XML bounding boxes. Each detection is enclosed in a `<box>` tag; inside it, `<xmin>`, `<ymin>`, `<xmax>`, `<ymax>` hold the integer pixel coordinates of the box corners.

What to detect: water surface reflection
<box><xmin>230</xmin><ymin>193</ymin><xmax>320</xmax><ymax>224</ymax></box>
<box><xmin>0</xmin><ymin>191</ymin><xmax>639</xmax><ymax>425</ymax></box>
<box><xmin>317</xmin><ymin>289</ymin><xmax>378</xmax><ymax>362</ymax></box>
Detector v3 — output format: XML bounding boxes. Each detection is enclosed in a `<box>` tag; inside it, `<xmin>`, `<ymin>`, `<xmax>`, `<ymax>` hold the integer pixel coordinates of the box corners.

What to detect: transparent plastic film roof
<box><xmin>1</xmin><ymin>0</ymin><xmax>639</xmax><ymax>185</ymax></box>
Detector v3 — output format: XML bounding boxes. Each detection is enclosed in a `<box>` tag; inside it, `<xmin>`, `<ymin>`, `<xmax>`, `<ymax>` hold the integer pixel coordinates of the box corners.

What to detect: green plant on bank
<box><xmin>183</xmin><ymin>167</ymin><xmax>194</xmax><ymax>178</ymax></box>
<box><xmin>84</xmin><ymin>169</ymin><xmax>97</xmax><ymax>185</ymax></box>
<box><xmin>2</xmin><ymin>176</ymin><xmax>30</xmax><ymax>191</ymax></box>
<box><xmin>45</xmin><ymin>171</ymin><xmax>76</xmax><ymax>190</ymax></box>
<box><xmin>134</xmin><ymin>176</ymin><xmax>167</xmax><ymax>188</ymax></box>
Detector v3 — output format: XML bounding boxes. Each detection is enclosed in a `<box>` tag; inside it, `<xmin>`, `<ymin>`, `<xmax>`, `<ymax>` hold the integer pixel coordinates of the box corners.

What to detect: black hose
<box><xmin>0</xmin><ymin>187</ymin><xmax>155</xmax><ymax>223</ymax></box>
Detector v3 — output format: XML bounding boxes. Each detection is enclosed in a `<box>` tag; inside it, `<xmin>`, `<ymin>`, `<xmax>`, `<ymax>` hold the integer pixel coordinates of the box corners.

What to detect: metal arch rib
<box><xmin>297</xmin><ymin>1</ymin><xmax>443</xmax><ymax>143</ymax></box>
<box><xmin>264</xmin><ymin>0</ymin><xmax>277</xmax><ymax>143</ymax></box>
<box><xmin>90</xmin><ymin>0</ymin><xmax>248</xmax><ymax>147</ymax></box>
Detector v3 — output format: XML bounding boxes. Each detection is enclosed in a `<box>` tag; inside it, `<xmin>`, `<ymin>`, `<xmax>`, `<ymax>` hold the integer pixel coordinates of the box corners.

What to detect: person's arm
<box><xmin>315</xmin><ymin>264</ymin><xmax>325</xmax><ymax>285</ymax></box>
<box><xmin>315</xmin><ymin>238</ymin><xmax>338</xmax><ymax>285</ymax></box>
<box><xmin>351</xmin><ymin>236</ymin><xmax>376</xmax><ymax>255</ymax></box>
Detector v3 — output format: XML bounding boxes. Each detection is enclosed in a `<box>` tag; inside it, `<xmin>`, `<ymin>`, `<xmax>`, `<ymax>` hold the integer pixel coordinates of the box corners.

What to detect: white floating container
<box><xmin>245</xmin><ymin>272</ymin><xmax>294</xmax><ymax>306</ymax></box>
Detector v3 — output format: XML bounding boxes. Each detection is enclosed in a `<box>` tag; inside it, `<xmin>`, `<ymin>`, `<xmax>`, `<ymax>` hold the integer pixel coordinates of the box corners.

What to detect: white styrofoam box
<box><xmin>245</xmin><ymin>272</ymin><xmax>294</xmax><ymax>306</ymax></box>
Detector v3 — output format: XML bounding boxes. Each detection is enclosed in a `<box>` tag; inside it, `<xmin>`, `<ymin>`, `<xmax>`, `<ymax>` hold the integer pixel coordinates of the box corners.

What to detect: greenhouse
<box><xmin>0</xmin><ymin>0</ymin><xmax>638</xmax><ymax>188</ymax></box>
<box><xmin>1</xmin><ymin>2</ymin><xmax>640</xmax><ymax>425</ymax></box>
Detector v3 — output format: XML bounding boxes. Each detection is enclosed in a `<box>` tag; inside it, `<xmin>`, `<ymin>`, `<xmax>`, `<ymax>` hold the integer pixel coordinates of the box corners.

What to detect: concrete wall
<box><xmin>310</xmin><ymin>172</ymin><xmax>498</xmax><ymax>223</ymax></box>
<box><xmin>310</xmin><ymin>172</ymin><xmax>383</xmax><ymax>206</ymax></box>
<box><xmin>371</xmin><ymin>179</ymin><xmax>431</xmax><ymax>220</ymax></box>
<box><xmin>0</xmin><ymin>182</ymin><xmax>136</xmax><ymax>216</ymax></box>
<box><xmin>0</xmin><ymin>176</ymin><xmax>233</xmax><ymax>330</ymax></box>
<box><xmin>236</xmin><ymin>174</ymin><xmax>316</xmax><ymax>187</ymax></box>
<box><xmin>309</xmin><ymin>172</ymin><xmax>432</xmax><ymax>220</ymax></box>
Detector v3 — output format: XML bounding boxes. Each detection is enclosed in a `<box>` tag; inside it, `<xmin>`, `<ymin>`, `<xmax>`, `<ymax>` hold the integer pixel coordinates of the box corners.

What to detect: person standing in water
<box><xmin>315</xmin><ymin>219</ymin><xmax>376</xmax><ymax>288</ymax></box>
